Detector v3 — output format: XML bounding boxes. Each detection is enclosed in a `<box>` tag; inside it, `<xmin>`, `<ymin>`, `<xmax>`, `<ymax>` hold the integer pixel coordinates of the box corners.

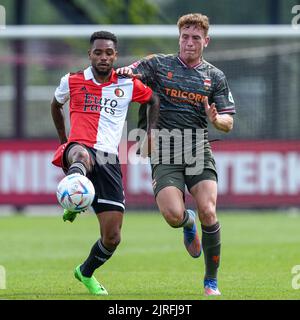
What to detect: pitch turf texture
<box><xmin>0</xmin><ymin>211</ymin><xmax>300</xmax><ymax>300</ymax></box>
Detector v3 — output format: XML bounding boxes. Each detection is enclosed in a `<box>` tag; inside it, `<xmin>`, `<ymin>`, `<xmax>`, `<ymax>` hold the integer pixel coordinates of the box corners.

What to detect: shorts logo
<box><xmin>114</xmin><ymin>88</ymin><xmax>124</xmax><ymax>97</ymax></box>
<box><xmin>152</xmin><ymin>179</ymin><xmax>157</xmax><ymax>190</ymax></box>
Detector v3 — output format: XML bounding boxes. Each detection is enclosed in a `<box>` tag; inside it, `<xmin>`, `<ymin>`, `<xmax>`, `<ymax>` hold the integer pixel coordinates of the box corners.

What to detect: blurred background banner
<box><xmin>0</xmin><ymin>140</ymin><xmax>62</xmax><ymax>205</ymax></box>
<box><xmin>0</xmin><ymin>0</ymin><xmax>300</xmax><ymax>210</ymax></box>
<box><xmin>1</xmin><ymin>140</ymin><xmax>300</xmax><ymax>208</ymax></box>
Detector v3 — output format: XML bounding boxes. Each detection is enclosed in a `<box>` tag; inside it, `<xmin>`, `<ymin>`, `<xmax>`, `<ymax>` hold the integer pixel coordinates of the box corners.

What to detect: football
<box><xmin>56</xmin><ymin>174</ymin><xmax>95</xmax><ymax>212</ymax></box>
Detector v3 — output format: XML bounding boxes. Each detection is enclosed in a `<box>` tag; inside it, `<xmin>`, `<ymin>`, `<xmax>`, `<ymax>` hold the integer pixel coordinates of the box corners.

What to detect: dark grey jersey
<box><xmin>131</xmin><ymin>54</ymin><xmax>235</xmax><ymax>140</ymax></box>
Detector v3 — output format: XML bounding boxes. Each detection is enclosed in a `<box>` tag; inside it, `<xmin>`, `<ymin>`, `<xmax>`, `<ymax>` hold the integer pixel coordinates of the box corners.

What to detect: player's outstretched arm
<box><xmin>116</xmin><ymin>67</ymin><xmax>142</xmax><ymax>79</ymax></box>
<box><xmin>147</xmin><ymin>93</ymin><xmax>160</xmax><ymax>133</ymax></box>
<box><xmin>140</xmin><ymin>93</ymin><xmax>160</xmax><ymax>158</ymax></box>
<box><xmin>202</xmin><ymin>96</ymin><xmax>233</xmax><ymax>133</ymax></box>
<box><xmin>51</xmin><ymin>97</ymin><xmax>68</xmax><ymax>144</ymax></box>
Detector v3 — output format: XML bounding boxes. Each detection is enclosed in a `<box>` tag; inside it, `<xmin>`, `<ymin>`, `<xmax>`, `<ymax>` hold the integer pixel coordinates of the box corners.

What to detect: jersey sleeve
<box><xmin>212</xmin><ymin>73</ymin><xmax>236</xmax><ymax>115</ymax></box>
<box><xmin>128</xmin><ymin>55</ymin><xmax>157</xmax><ymax>87</ymax></box>
<box><xmin>131</xmin><ymin>78</ymin><xmax>153</xmax><ymax>104</ymax></box>
<box><xmin>54</xmin><ymin>73</ymin><xmax>70</xmax><ymax>104</ymax></box>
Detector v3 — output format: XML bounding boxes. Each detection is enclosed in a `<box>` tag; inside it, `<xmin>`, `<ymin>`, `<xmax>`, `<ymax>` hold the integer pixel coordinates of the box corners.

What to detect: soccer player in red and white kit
<box><xmin>51</xmin><ymin>31</ymin><xmax>160</xmax><ymax>295</ymax></box>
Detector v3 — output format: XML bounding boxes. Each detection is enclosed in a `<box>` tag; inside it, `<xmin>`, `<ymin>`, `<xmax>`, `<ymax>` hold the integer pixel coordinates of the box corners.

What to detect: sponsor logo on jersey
<box><xmin>165</xmin><ymin>87</ymin><xmax>204</xmax><ymax>106</ymax></box>
<box><xmin>167</xmin><ymin>71</ymin><xmax>173</xmax><ymax>79</ymax></box>
<box><xmin>114</xmin><ymin>88</ymin><xmax>124</xmax><ymax>97</ymax></box>
<box><xmin>83</xmin><ymin>93</ymin><xmax>118</xmax><ymax>115</ymax></box>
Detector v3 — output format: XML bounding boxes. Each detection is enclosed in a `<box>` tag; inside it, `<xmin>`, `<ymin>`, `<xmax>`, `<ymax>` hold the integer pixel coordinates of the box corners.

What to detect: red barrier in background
<box><xmin>0</xmin><ymin>140</ymin><xmax>62</xmax><ymax>204</ymax></box>
<box><xmin>212</xmin><ymin>140</ymin><xmax>300</xmax><ymax>207</ymax></box>
<box><xmin>0</xmin><ymin>140</ymin><xmax>300</xmax><ymax>208</ymax></box>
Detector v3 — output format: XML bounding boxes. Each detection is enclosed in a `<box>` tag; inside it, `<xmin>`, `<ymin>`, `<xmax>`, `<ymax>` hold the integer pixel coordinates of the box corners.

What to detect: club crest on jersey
<box><xmin>114</xmin><ymin>88</ymin><xmax>124</xmax><ymax>97</ymax></box>
<box><xmin>167</xmin><ymin>71</ymin><xmax>173</xmax><ymax>79</ymax></box>
<box><xmin>204</xmin><ymin>78</ymin><xmax>211</xmax><ymax>90</ymax></box>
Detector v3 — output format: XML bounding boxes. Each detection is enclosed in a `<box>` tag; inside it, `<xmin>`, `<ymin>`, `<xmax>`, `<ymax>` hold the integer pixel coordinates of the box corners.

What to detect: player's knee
<box><xmin>102</xmin><ymin>232</ymin><xmax>121</xmax><ymax>250</ymax></box>
<box><xmin>70</xmin><ymin>148</ymin><xmax>92</xmax><ymax>171</ymax></box>
<box><xmin>72</xmin><ymin>149</ymin><xmax>89</xmax><ymax>163</ymax></box>
<box><xmin>162</xmin><ymin>208</ymin><xmax>185</xmax><ymax>227</ymax></box>
<box><xmin>198</xmin><ymin>203</ymin><xmax>217</xmax><ymax>225</ymax></box>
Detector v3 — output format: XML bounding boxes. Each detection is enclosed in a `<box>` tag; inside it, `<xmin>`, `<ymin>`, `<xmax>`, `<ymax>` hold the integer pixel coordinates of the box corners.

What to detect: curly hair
<box><xmin>177</xmin><ymin>13</ymin><xmax>209</xmax><ymax>36</ymax></box>
<box><xmin>90</xmin><ymin>31</ymin><xmax>117</xmax><ymax>48</ymax></box>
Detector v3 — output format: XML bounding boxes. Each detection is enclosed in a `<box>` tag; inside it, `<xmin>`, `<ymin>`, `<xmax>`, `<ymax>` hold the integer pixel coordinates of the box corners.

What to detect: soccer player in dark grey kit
<box><xmin>117</xmin><ymin>13</ymin><xmax>235</xmax><ymax>296</ymax></box>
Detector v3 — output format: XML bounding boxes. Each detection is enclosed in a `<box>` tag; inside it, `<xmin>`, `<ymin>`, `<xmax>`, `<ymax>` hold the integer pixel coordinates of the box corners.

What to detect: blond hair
<box><xmin>177</xmin><ymin>13</ymin><xmax>209</xmax><ymax>36</ymax></box>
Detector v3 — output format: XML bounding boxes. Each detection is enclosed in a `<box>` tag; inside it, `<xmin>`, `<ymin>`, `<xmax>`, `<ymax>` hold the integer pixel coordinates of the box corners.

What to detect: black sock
<box><xmin>67</xmin><ymin>161</ymin><xmax>87</xmax><ymax>176</ymax></box>
<box><xmin>173</xmin><ymin>210</ymin><xmax>195</xmax><ymax>229</ymax></box>
<box><xmin>80</xmin><ymin>239</ymin><xmax>114</xmax><ymax>277</ymax></box>
<box><xmin>201</xmin><ymin>222</ymin><xmax>221</xmax><ymax>280</ymax></box>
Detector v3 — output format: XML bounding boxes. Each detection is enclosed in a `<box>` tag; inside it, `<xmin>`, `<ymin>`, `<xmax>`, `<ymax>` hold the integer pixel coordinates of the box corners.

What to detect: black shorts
<box><xmin>64</xmin><ymin>144</ymin><xmax>125</xmax><ymax>214</ymax></box>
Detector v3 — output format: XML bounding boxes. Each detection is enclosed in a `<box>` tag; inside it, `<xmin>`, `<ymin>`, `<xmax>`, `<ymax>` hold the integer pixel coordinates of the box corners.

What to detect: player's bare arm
<box><xmin>147</xmin><ymin>93</ymin><xmax>160</xmax><ymax>133</ymax></box>
<box><xmin>51</xmin><ymin>97</ymin><xmax>68</xmax><ymax>144</ymax></box>
<box><xmin>212</xmin><ymin>114</ymin><xmax>233</xmax><ymax>133</ymax></box>
<box><xmin>140</xmin><ymin>92</ymin><xmax>160</xmax><ymax>158</ymax></box>
<box><xmin>203</xmin><ymin>96</ymin><xmax>233</xmax><ymax>133</ymax></box>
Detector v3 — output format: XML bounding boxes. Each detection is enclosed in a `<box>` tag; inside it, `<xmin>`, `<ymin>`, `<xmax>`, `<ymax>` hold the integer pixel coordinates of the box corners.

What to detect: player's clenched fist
<box><xmin>116</xmin><ymin>67</ymin><xmax>142</xmax><ymax>79</ymax></box>
<box><xmin>202</xmin><ymin>96</ymin><xmax>218</xmax><ymax>124</ymax></box>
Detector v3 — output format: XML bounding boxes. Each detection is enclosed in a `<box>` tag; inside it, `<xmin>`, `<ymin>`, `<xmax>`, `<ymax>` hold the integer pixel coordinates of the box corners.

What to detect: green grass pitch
<box><xmin>0</xmin><ymin>211</ymin><xmax>300</xmax><ymax>300</ymax></box>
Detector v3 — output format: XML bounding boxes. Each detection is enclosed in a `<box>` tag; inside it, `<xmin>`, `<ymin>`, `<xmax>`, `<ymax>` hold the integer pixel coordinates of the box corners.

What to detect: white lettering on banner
<box><xmin>44</xmin><ymin>153</ymin><xmax>61</xmax><ymax>192</ymax></box>
<box><xmin>31</xmin><ymin>152</ymin><xmax>40</xmax><ymax>193</ymax></box>
<box><xmin>1</xmin><ymin>152</ymin><xmax>26</xmax><ymax>192</ymax></box>
<box><xmin>127</xmin><ymin>151</ymin><xmax>300</xmax><ymax>196</ymax></box>
<box><xmin>232</xmin><ymin>153</ymin><xmax>257</xmax><ymax>194</ymax></box>
<box><xmin>215</xmin><ymin>152</ymin><xmax>300</xmax><ymax>195</ymax></box>
<box><xmin>213</xmin><ymin>153</ymin><xmax>232</xmax><ymax>194</ymax></box>
<box><xmin>0</xmin><ymin>151</ymin><xmax>62</xmax><ymax>193</ymax></box>
<box><xmin>258</xmin><ymin>153</ymin><xmax>284</xmax><ymax>194</ymax></box>
<box><xmin>287</xmin><ymin>153</ymin><xmax>300</xmax><ymax>194</ymax></box>
<box><xmin>1</xmin><ymin>149</ymin><xmax>300</xmax><ymax>197</ymax></box>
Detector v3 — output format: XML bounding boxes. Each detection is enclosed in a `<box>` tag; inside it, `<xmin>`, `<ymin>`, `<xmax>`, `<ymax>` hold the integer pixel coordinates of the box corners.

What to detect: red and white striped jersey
<box><xmin>54</xmin><ymin>66</ymin><xmax>152</xmax><ymax>154</ymax></box>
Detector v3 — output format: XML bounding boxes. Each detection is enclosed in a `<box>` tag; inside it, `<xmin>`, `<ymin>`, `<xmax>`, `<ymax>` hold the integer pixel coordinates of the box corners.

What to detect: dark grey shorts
<box><xmin>151</xmin><ymin>159</ymin><xmax>217</xmax><ymax>197</ymax></box>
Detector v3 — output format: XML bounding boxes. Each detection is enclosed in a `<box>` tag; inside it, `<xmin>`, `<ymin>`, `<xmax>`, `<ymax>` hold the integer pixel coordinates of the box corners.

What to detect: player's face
<box><xmin>179</xmin><ymin>25</ymin><xmax>209</xmax><ymax>65</ymax></box>
<box><xmin>88</xmin><ymin>39</ymin><xmax>118</xmax><ymax>76</ymax></box>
